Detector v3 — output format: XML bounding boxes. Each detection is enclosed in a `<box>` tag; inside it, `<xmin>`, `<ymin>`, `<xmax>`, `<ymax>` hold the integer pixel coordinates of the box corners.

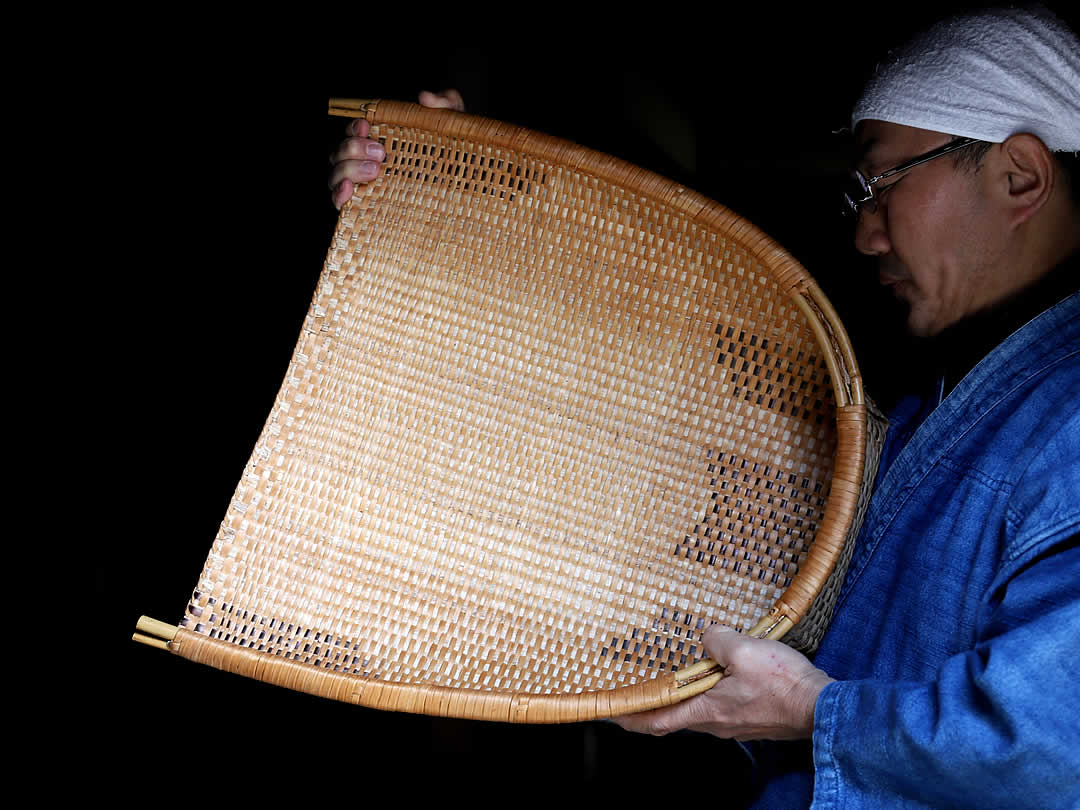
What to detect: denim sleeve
<box><xmin>810</xmin><ymin>534</ymin><xmax>1080</xmax><ymax>809</ymax></box>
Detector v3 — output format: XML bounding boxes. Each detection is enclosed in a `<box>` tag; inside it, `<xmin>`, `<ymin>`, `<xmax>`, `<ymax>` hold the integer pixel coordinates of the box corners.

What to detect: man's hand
<box><xmin>329</xmin><ymin>89</ymin><xmax>466</xmax><ymax>209</ymax></box>
<box><xmin>613</xmin><ymin>624</ymin><xmax>834</xmax><ymax>741</ymax></box>
<box><xmin>417</xmin><ymin>89</ymin><xmax>466</xmax><ymax>112</ymax></box>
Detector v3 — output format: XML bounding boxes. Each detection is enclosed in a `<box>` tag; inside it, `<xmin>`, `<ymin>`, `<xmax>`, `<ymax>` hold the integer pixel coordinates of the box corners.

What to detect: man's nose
<box><xmin>854</xmin><ymin>205</ymin><xmax>891</xmax><ymax>256</ymax></box>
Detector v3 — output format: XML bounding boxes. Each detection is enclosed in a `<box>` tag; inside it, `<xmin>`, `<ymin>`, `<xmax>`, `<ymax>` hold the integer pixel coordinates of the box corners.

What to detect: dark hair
<box><xmin>950</xmin><ymin>140</ymin><xmax>994</xmax><ymax>171</ymax></box>
<box><xmin>953</xmin><ymin>139</ymin><xmax>1080</xmax><ymax>204</ymax></box>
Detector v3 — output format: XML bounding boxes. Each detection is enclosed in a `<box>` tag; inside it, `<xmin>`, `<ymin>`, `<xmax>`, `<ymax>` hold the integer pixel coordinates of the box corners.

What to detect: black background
<box><xmin>82</xmin><ymin>3</ymin><xmax>1074</xmax><ymax>801</ymax></box>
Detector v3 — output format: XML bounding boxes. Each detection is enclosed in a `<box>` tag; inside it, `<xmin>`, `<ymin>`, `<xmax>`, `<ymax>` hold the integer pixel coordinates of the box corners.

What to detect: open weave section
<box><xmin>151</xmin><ymin>101</ymin><xmax>880</xmax><ymax>722</ymax></box>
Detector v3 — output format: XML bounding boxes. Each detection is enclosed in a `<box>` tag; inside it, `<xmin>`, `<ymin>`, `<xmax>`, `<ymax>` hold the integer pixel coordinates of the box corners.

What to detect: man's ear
<box><xmin>994</xmin><ymin>133</ymin><xmax>1054</xmax><ymax>228</ymax></box>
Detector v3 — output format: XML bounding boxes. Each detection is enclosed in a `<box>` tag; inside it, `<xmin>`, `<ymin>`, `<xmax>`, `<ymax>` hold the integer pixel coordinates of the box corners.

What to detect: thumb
<box><xmin>418</xmin><ymin>89</ymin><xmax>466</xmax><ymax>112</ymax></box>
<box><xmin>701</xmin><ymin>623</ymin><xmax>741</xmax><ymax>662</ymax></box>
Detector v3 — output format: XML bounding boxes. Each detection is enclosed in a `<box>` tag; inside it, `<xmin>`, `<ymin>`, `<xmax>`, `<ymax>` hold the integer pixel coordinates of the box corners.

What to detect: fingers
<box><xmin>704</xmin><ymin>623</ymin><xmax>738</xmax><ymax>644</ymax></box>
<box><xmin>346</xmin><ymin>117</ymin><xmax>371</xmax><ymax>138</ymax></box>
<box><xmin>418</xmin><ymin>88</ymin><xmax>466</xmax><ymax>112</ymax></box>
<box><xmin>611</xmin><ymin>626</ymin><xmax>739</xmax><ymax>737</ymax></box>
<box><xmin>330</xmin><ymin>132</ymin><xmax>386</xmax><ymax>169</ymax></box>
<box><xmin>611</xmin><ymin>624</ymin><xmax>831</xmax><ymax>741</ymax></box>
<box><xmin>329</xmin><ymin>117</ymin><xmax>387</xmax><ymax>210</ymax></box>
<box><xmin>331</xmin><ymin>178</ymin><xmax>356</xmax><ymax>210</ymax></box>
<box><xmin>611</xmin><ymin>695</ymin><xmax>713</xmax><ymax>737</ymax></box>
<box><xmin>701</xmin><ymin>623</ymin><xmax>741</xmax><ymax>663</ymax></box>
<box><xmin>328</xmin><ymin>89</ymin><xmax>465</xmax><ymax>209</ymax></box>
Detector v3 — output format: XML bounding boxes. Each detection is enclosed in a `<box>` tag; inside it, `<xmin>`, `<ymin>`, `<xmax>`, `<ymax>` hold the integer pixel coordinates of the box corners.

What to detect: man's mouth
<box><xmin>878</xmin><ymin>266</ymin><xmax>910</xmax><ymax>293</ymax></box>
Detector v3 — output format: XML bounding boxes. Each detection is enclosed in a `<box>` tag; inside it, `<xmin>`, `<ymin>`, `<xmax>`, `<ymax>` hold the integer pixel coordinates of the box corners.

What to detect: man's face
<box><xmin>853</xmin><ymin>120</ymin><xmax>1000</xmax><ymax>337</ymax></box>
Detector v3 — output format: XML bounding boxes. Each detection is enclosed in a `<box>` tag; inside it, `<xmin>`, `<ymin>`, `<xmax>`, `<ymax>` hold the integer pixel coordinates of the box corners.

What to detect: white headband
<box><xmin>852</xmin><ymin>6</ymin><xmax>1080</xmax><ymax>152</ymax></box>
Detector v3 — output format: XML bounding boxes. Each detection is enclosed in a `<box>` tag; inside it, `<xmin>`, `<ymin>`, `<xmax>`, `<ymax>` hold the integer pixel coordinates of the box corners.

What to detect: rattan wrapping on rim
<box><xmin>137</xmin><ymin>100</ymin><xmax>886</xmax><ymax>723</ymax></box>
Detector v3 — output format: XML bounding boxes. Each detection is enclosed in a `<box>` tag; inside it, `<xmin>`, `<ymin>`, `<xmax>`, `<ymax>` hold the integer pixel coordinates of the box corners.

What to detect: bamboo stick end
<box><xmin>748</xmin><ymin>613</ymin><xmax>795</xmax><ymax>640</ymax></box>
<box><xmin>328</xmin><ymin>98</ymin><xmax>378</xmax><ymax>119</ymax></box>
<box><xmin>132</xmin><ymin>632</ymin><xmax>171</xmax><ymax>651</ymax></box>
<box><xmin>135</xmin><ymin>615</ymin><xmax>178</xmax><ymax>642</ymax></box>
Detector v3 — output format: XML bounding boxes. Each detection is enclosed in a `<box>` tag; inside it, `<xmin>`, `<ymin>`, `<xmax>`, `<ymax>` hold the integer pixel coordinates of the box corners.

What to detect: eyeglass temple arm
<box><xmin>867</xmin><ymin>137</ymin><xmax>979</xmax><ymax>184</ymax></box>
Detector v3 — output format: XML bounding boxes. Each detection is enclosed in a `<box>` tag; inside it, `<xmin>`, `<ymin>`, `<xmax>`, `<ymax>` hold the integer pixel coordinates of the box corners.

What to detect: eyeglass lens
<box><xmin>842</xmin><ymin>171</ymin><xmax>873</xmax><ymax>218</ymax></box>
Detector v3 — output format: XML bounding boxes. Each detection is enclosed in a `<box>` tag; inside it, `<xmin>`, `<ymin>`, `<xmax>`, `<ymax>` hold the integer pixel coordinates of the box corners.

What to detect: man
<box><xmin>329</xmin><ymin>7</ymin><xmax>1079</xmax><ymax>806</ymax></box>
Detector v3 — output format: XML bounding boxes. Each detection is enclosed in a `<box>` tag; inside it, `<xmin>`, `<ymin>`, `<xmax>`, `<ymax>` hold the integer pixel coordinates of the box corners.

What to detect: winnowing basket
<box><xmin>134</xmin><ymin>100</ymin><xmax>885</xmax><ymax>723</ymax></box>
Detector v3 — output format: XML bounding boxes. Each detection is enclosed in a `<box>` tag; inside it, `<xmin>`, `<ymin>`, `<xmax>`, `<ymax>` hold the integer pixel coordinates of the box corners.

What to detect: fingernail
<box><xmin>366</xmin><ymin>142</ymin><xmax>384</xmax><ymax>158</ymax></box>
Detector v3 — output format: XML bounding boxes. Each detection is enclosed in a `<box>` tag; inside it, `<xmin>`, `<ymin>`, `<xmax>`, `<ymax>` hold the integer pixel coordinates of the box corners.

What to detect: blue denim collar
<box><xmin>837</xmin><ymin>289</ymin><xmax>1080</xmax><ymax>610</ymax></box>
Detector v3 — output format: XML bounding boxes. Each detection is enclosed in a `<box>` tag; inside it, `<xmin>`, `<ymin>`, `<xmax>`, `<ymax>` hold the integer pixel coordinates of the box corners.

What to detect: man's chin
<box><xmin>887</xmin><ymin>285</ymin><xmax>940</xmax><ymax>338</ymax></box>
<box><xmin>905</xmin><ymin>322</ymin><xmax>937</xmax><ymax>338</ymax></box>
<box><xmin>904</xmin><ymin>309</ymin><xmax>944</xmax><ymax>339</ymax></box>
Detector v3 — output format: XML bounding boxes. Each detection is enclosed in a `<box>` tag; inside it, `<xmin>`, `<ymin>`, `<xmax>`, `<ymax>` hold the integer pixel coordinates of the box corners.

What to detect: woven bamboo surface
<box><xmin>137</xmin><ymin>100</ymin><xmax>885</xmax><ymax>722</ymax></box>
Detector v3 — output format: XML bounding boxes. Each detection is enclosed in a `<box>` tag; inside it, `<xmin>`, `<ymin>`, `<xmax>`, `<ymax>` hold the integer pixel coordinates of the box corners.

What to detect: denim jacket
<box><xmin>751</xmin><ymin>290</ymin><xmax>1080</xmax><ymax>809</ymax></box>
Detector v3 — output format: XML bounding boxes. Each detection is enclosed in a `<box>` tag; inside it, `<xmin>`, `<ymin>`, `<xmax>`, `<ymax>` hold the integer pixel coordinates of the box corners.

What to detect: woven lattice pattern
<box><xmin>161</xmin><ymin>102</ymin><xmax>879</xmax><ymax>720</ymax></box>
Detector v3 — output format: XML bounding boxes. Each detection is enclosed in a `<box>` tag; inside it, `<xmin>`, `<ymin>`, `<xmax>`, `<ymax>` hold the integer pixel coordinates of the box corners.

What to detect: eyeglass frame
<box><xmin>842</xmin><ymin>136</ymin><xmax>980</xmax><ymax>218</ymax></box>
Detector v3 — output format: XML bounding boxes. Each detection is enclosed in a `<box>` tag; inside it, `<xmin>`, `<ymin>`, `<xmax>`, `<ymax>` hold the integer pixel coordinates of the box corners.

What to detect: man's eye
<box><xmin>878</xmin><ymin>178</ymin><xmax>903</xmax><ymax>199</ymax></box>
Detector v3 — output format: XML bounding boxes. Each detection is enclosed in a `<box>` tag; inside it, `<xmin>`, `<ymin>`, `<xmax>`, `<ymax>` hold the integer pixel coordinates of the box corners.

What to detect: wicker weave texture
<box><xmin>165</xmin><ymin>101</ymin><xmax>878</xmax><ymax>721</ymax></box>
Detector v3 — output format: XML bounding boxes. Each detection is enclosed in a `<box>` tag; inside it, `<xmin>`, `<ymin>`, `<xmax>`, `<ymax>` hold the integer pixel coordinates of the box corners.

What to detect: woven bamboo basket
<box><xmin>134</xmin><ymin>99</ymin><xmax>886</xmax><ymax>723</ymax></box>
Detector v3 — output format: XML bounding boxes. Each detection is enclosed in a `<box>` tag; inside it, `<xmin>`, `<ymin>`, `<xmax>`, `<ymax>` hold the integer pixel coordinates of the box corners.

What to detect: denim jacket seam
<box><xmin>811</xmin><ymin>682</ymin><xmax>843</xmax><ymax>808</ymax></box>
<box><xmin>837</xmin><ymin>449</ymin><xmax>1003</xmax><ymax>611</ymax></box>
<box><xmin>834</xmin><ymin>475</ymin><xmax>924</xmax><ymax>611</ymax></box>
<box><xmin>1002</xmin><ymin>510</ymin><xmax>1080</xmax><ymax>565</ymax></box>
<box><xmin>936</xmin><ymin>454</ymin><xmax>1014</xmax><ymax>492</ymax></box>
<box><xmin>934</xmin><ymin>345</ymin><xmax>1077</xmax><ymax>463</ymax></box>
<box><xmin>1004</xmin><ymin>504</ymin><xmax>1022</xmax><ymax>535</ymax></box>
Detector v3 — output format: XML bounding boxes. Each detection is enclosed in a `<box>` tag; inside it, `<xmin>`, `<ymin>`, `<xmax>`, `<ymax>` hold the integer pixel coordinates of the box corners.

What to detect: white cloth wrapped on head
<box><xmin>852</xmin><ymin>5</ymin><xmax>1080</xmax><ymax>152</ymax></box>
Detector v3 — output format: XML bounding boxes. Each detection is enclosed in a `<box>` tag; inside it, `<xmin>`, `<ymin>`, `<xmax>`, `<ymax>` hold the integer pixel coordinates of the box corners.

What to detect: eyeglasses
<box><xmin>842</xmin><ymin>137</ymin><xmax>980</xmax><ymax>219</ymax></box>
